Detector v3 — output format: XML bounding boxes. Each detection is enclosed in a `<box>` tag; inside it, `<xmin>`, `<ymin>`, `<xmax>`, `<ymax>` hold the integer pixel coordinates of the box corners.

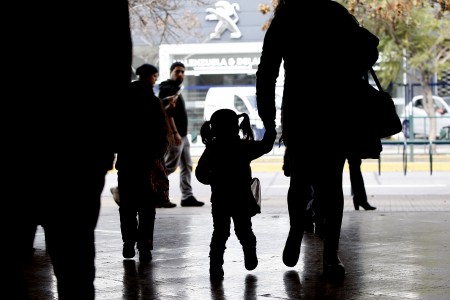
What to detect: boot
<box><xmin>138</xmin><ymin>247</ymin><xmax>152</xmax><ymax>263</ymax></box>
<box><xmin>209</xmin><ymin>250</ymin><xmax>225</xmax><ymax>280</ymax></box>
<box><xmin>209</xmin><ymin>265</ymin><xmax>224</xmax><ymax>280</ymax></box>
<box><xmin>122</xmin><ymin>242</ymin><xmax>135</xmax><ymax>259</ymax></box>
<box><xmin>353</xmin><ymin>198</ymin><xmax>376</xmax><ymax>210</ymax></box>
<box><xmin>282</xmin><ymin>227</ymin><xmax>303</xmax><ymax>267</ymax></box>
<box><xmin>323</xmin><ymin>255</ymin><xmax>345</xmax><ymax>278</ymax></box>
<box><xmin>137</xmin><ymin>240</ymin><xmax>153</xmax><ymax>263</ymax></box>
<box><xmin>323</xmin><ymin>249</ymin><xmax>345</xmax><ymax>279</ymax></box>
<box><xmin>243</xmin><ymin>247</ymin><xmax>258</xmax><ymax>271</ymax></box>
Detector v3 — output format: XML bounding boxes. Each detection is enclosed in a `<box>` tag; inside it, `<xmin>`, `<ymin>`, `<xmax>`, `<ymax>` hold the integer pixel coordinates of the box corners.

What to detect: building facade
<box><xmin>151</xmin><ymin>0</ymin><xmax>279</xmax><ymax>139</ymax></box>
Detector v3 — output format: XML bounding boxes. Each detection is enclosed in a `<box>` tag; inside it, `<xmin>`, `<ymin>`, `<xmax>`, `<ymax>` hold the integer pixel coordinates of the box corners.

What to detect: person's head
<box><xmin>169</xmin><ymin>61</ymin><xmax>185</xmax><ymax>85</ymax></box>
<box><xmin>200</xmin><ymin>109</ymin><xmax>254</xmax><ymax>144</ymax></box>
<box><xmin>136</xmin><ymin>64</ymin><xmax>159</xmax><ymax>86</ymax></box>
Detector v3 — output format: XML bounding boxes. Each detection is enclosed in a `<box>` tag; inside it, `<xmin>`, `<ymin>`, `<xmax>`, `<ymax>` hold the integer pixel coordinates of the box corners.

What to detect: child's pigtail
<box><xmin>200</xmin><ymin>120</ymin><xmax>213</xmax><ymax>145</ymax></box>
<box><xmin>238</xmin><ymin>113</ymin><xmax>254</xmax><ymax>141</ymax></box>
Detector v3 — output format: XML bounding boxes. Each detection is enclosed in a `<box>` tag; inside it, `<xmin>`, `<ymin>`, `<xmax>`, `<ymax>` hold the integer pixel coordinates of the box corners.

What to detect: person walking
<box><xmin>348</xmin><ymin>157</ymin><xmax>376</xmax><ymax>211</ymax></box>
<box><xmin>159</xmin><ymin>61</ymin><xmax>204</xmax><ymax>207</ymax></box>
<box><xmin>256</xmin><ymin>0</ymin><xmax>380</xmax><ymax>278</ymax></box>
<box><xmin>115</xmin><ymin>64</ymin><xmax>170</xmax><ymax>263</ymax></box>
<box><xmin>195</xmin><ymin>109</ymin><xmax>276</xmax><ymax>279</ymax></box>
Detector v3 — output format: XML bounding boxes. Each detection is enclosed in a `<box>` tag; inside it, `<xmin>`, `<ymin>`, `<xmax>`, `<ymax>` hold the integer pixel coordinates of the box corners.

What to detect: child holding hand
<box><xmin>195</xmin><ymin>109</ymin><xmax>276</xmax><ymax>280</ymax></box>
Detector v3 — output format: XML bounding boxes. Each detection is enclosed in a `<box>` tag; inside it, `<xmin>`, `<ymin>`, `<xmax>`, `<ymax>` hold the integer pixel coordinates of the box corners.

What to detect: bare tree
<box><xmin>258</xmin><ymin>0</ymin><xmax>277</xmax><ymax>31</ymax></box>
<box><xmin>129</xmin><ymin>0</ymin><xmax>213</xmax><ymax>64</ymax></box>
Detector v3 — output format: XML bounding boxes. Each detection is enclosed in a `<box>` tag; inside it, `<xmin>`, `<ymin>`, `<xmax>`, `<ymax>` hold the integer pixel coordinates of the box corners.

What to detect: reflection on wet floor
<box><xmin>24</xmin><ymin>197</ymin><xmax>450</xmax><ymax>299</ymax></box>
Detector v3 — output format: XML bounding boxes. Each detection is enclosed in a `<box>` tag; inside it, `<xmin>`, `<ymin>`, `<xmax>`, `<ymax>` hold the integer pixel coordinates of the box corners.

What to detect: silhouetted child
<box><xmin>195</xmin><ymin>109</ymin><xmax>276</xmax><ymax>279</ymax></box>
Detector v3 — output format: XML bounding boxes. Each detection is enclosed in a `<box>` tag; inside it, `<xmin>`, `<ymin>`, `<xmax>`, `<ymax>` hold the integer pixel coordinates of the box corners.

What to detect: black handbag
<box><xmin>344</xmin><ymin>13</ymin><xmax>402</xmax><ymax>159</ymax></box>
<box><xmin>346</xmin><ymin>69</ymin><xmax>402</xmax><ymax>159</ymax></box>
<box><xmin>368</xmin><ymin>68</ymin><xmax>403</xmax><ymax>139</ymax></box>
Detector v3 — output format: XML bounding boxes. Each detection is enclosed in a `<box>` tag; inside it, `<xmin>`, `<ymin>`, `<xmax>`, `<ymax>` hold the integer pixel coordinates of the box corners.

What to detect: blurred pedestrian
<box><xmin>195</xmin><ymin>109</ymin><xmax>276</xmax><ymax>279</ymax></box>
<box><xmin>11</xmin><ymin>1</ymin><xmax>133</xmax><ymax>299</ymax></box>
<box><xmin>159</xmin><ymin>62</ymin><xmax>204</xmax><ymax>207</ymax></box>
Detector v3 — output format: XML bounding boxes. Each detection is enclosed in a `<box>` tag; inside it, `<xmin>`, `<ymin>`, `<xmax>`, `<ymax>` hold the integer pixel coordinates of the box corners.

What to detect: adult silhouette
<box><xmin>11</xmin><ymin>1</ymin><xmax>132</xmax><ymax>299</ymax></box>
<box><xmin>116</xmin><ymin>64</ymin><xmax>170</xmax><ymax>263</ymax></box>
<box><xmin>256</xmin><ymin>0</ymin><xmax>378</xmax><ymax>278</ymax></box>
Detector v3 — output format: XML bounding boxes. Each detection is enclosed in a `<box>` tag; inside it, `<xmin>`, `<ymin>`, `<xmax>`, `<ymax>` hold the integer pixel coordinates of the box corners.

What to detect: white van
<box><xmin>203</xmin><ymin>86</ymin><xmax>283</xmax><ymax>140</ymax></box>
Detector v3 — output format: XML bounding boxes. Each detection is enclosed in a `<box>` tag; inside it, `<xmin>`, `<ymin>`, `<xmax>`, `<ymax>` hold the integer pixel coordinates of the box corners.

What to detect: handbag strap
<box><xmin>370</xmin><ymin>68</ymin><xmax>384</xmax><ymax>92</ymax></box>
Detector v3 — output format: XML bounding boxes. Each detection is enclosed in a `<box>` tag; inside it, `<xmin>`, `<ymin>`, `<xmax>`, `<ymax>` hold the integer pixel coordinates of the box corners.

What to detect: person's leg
<box><xmin>153</xmin><ymin>157</ymin><xmax>176</xmax><ymax>208</ymax></box>
<box><xmin>118</xmin><ymin>171</ymin><xmax>139</xmax><ymax>258</ymax></box>
<box><xmin>282</xmin><ymin>147</ymin><xmax>290</xmax><ymax>177</ymax></box>
<box><xmin>178</xmin><ymin>136</ymin><xmax>193</xmax><ymax>200</ymax></box>
<box><xmin>233</xmin><ymin>214</ymin><xmax>258</xmax><ymax>271</ymax></box>
<box><xmin>304</xmin><ymin>187</ymin><xmax>316</xmax><ymax>234</ymax></box>
<box><xmin>45</xmin><ymin>161</ymin><xmax>108</xmax><ymax>300</ymax></box>
<box><xmin>282</xmin><ymin>150</ymin><xmax>313</xmax><ymax>267</ymax></box>
<box><xmin>315</xmin><ymin>155</ymin><xmax>346</xmax><ymax>277</ymax></box>
<box><xmin>14</xmin><ymin>220</ymin><xmax>39</xmax><ymax>299</ymax></box>
<box><xmin>179</xmin><ymin>136</ymin><xmax>204</xmax><ymax>206</ymax></box>
<box><xmin>136</xmin><ymin>174</ymin><xmax>156</xmax><ymax>263</ymax></box>
<box><xmin>209</xmin><ymin>204</ymin><xmax>231</xmax><ymax>279</ymax></box>
<box><xmin>164</xmin><ymin>142</ymin><xmax>182</xmax><ymax>175</ymax></box>
<box><xmin>348</xmin><ymin>157</ymin><xmax>375</xmax><ymax>210</ymax></box>
<box><xmin>348</xmin><ymin>157</ymin><xmax>365</xmax><ymax>205</ymax></box>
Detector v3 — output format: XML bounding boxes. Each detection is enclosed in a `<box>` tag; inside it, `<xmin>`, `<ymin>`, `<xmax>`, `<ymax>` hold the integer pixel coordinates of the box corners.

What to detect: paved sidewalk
<box><xmin>25</xmin><ymin>193</ymin><xmax>450</xmax><ymax>300</ymax></box>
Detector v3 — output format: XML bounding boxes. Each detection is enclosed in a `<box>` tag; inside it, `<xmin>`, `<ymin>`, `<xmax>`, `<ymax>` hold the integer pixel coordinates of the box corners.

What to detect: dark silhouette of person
<box><xmin>348</xmin><ymin>157</ymin><xmax>376</xmax><ymax>210</ymax></box>
<box><xmin>195</xmin><ymin>109</ymin><xmax>276</xmax><ymax>279</ymax></box>
<box><xmin>110</xmin><ymin>65</ymin><xmax>177</xmax><ymax>209</ymax></box>
<box><xmin>115</xmin><ymin>64</ymin><xmax>170</xmax><ymax>263</ymax></box>
<box><xmin>256</xmin><ymin>0</ymin><xmax>379</xmax><ymax>278</ymax></box>
<box><xmin>159</xmin><ymin>62</ymin><xmax>204</xmax><ymax>207</ymax></box>
<box><xmin>11</xmin><ymin>1</ymin><xmax>133</xmax><ymax>299</ymax></box>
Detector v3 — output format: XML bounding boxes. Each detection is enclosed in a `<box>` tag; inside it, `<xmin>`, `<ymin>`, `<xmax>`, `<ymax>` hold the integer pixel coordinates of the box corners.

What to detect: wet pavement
<box><xmin>24</xmin><ymin>157</ymin><xmax>450</xmax><ymax>299</ymax></box>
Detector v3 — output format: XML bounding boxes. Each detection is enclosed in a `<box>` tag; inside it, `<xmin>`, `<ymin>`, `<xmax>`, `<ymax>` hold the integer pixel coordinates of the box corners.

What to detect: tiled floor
<box><xmin>24</xmin><ymin>193</ymin><xmax>450</xmax><ymax>299</ymax></box>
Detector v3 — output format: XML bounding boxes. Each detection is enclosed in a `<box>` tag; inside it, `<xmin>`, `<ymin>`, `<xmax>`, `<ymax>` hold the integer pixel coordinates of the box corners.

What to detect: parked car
<box><xmin>203</xmin><ymin>86</ymin><xmax>283</xmax><ymax>141</ymax></box>
<box><xmin>401</xmin><ymin>95</ymin><xmax>450</xmax><ymax>139</ymax></box>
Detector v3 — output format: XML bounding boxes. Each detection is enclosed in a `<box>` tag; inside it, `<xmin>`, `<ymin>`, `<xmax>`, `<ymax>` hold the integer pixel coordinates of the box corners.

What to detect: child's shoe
<box><xmin>243</xmin><ymin>247</ymin><xmax>258</xmax><ymax>271</ymax></box>
<box><xmin>122</xmin><ymin>242</ymin><xmax>135</xmax><ymax>259</ymax></box>
<box><xmin>209</xmin><ymin>265</ymin><xmax>224</xmax><ymax>280</ymax></box>
<box><xmin>139</xmin><ymin>249</ymin><xmax>152</xmax><ymax>263</ymax></box>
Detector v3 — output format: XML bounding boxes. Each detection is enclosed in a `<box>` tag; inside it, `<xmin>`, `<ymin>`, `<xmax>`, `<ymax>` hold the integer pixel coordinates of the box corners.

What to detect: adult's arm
<box><xmin>256</xmin><ymin>12</ymin><xmax>284</xmax><ymax>131</ymax></box>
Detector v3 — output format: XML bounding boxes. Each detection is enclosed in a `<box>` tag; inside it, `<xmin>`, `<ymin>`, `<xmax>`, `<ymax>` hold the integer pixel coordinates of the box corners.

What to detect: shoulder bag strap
<box><xmin>370</xmin><ymin>68</ymin><xmax>383</xmax><ymax>92</ymax></box>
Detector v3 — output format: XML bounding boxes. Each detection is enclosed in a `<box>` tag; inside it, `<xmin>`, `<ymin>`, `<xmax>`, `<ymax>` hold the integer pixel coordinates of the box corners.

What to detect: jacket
<box><xmin>158</xmin><ymin>79</ymin><xmax>188</xmax><ymax>137</ymax></box>
<box><xmin>116</xmin><ymin>79</ymin><xmax>168</xmax><ymax>171</ymax></box>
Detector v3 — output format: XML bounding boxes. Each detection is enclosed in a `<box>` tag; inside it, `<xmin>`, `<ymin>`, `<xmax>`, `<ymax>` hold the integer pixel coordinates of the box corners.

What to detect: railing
<box><xmin>380</xmin><ymin>139</ymin><xmax>450</xmax><ymax>175</ymax></box>
<box><xmin>190</xmin><ymin>136</ymin><xmax>450</xmax><ymax>175</ymax></box>
<box><xmin>406</xmin><ymin>115</ymin><xmax>450</xmax><ymax>141</ymax></box>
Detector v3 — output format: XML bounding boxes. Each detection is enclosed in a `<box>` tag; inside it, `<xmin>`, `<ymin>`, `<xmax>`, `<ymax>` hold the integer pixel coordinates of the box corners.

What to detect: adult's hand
<box><xmin>173</xmin><ymin>132</ymin><xmax>182</xmax><ymax>146</ymax></box>
<box><xmin>263</xmin><ymin>119</ymin><xmax>276</xmax><ymax>133</ymax></box>
<box><xmin>265</xmin><ymin>127</ymin><xmax>277</xmax><ymax>144</ymax></box>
